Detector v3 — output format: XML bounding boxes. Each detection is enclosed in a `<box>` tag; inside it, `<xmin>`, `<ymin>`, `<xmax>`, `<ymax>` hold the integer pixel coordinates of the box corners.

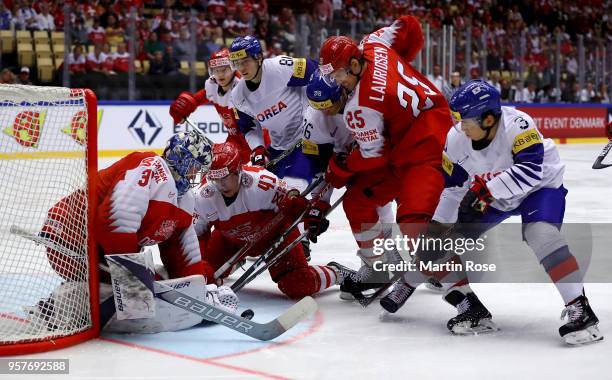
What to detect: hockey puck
<box><xmin>241</xmin><ymin>309</ymin><xmax>255</xmax><ymax>320</ymax></box>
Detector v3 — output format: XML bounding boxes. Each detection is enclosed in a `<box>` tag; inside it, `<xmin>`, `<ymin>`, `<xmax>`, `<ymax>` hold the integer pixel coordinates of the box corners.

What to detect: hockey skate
<box><xmin>379</xmin><ymin>280</ymin><xmax>415</xmax><ymax>313</ymax></box>
<box><xmin>424</xmin><ymin>277</ymin><xmax>444</xmax><ymax>293</ymax></box>
<box><xmin>327</xmin><ymin>261</ymin><xmax>388</xmax><ymax>301</ymax></box>
<box><xmin>445</xmin><ymin>289</ymin><xmax>498</xmax><ymax>335</ymax></box>
<box><xmin>559</xmin><ymin>295</ymin><xmax>603</xmax><ymax>345</ymax></box>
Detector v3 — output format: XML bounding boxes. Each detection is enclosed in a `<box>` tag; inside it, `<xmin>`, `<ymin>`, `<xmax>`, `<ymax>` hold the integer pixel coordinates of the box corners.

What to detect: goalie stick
<box><xmin>213</xmin><ymin>175</ymin><xmax>325</xmax><ymax>280</ymax></box>
<box><xmin>10</xmin><ymin>225</ymin><xmax>318</xmax><ymax>341</ymax></box>
<box><xmin>592</xmin><ymin>139</ymin><xmax>612</xmax><ymax>169</ymax></box>
<box><xmin>231</xmin><ymin>193</ymin><xmax>345</xmax><ymax>292</ymax></box>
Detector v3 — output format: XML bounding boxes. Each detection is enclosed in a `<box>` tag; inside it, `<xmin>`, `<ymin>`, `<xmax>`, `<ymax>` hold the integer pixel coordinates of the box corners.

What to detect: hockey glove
<box><xmin>304</xmin><ymin>200</ymin><xmax>331</xmax><ymax>243</ymax></box>
<box><xmin>170</xmin><ymin>91</ymin><xmax>198</xmax><ymax>125</ymax></box>
<box><xmin>279</xmin><ymin>189</ymin><xmax>309</xmax><ymax>220</ymax></box>
<box><xmin>325</xmin><ymin>152</ymin><xmax>353</xmax><ymax>189</ymax></box>
<box><xmin>458</xmin><ymin>174</ymin><xmax>495</xmax><ymax>222</ymax></box>
<box><xmin>250</xmin><ymin>145</ymin><xmax>269</xmax><ymax>166</ymax></box>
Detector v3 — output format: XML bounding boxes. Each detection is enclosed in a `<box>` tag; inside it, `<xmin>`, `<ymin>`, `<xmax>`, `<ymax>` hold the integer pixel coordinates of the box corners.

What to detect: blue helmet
<box><xmin>163</xmin><ymin>131</ymin><xmax>213</xmax><ymax>196</ymax></box>
<box><xmin>229</xmin><ymin>35</ymin><xmax>263</xmax><ymax>61</ymax></box>
<box><xmin>306</xmin><ymin>70</ymin><xmax>343</xmax><ymax>110</ymax></box>
<box><xmin>449</xmin><ymin>79</ymin><xmax>501</xmax><ymax>122</ymax></box>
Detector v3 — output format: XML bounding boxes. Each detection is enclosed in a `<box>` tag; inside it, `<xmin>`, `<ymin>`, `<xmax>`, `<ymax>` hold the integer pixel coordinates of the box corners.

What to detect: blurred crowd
<box><xmin>0</xmin><ymin>0</ymin><xmax>609</xmax><ymax>103</ymax></box>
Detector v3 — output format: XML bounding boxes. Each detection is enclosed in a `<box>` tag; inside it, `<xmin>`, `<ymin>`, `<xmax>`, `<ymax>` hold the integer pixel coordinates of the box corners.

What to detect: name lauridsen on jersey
<box><xmin>370</xmin><ymin>46</ymin><xmax>388</xmax><ymax>102</ymax></box>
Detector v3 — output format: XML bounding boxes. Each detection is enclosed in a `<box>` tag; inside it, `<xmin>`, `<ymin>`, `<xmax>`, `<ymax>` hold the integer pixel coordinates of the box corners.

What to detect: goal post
<box><xmin>0</xmin><ymin>85</ymin><xmax>99</xmax><ymax>355</ymax></box>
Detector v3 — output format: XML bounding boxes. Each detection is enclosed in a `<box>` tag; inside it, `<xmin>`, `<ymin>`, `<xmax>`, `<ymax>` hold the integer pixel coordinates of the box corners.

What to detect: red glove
<box><xmin>325</xmin><ymin>152</ymin><xmax>353</xmax><ymax>189</ymax></box>
<box><xmin>606</xmin><ymin>121</ymin><xmax>612</xmax><ymax>140</ymax></box>
<box><xmin>279</xmin><ymin>189</ymin><xmax>309</xmax><ymax>220</ymax></box>
<box><xmin>459</xmin><ymin>174</ymin><xmax>495</xmax><ymax>218</ymax></box>
<box><xmin>304</xmin><ymin>199</ymin><xmax>331</xmax><ymax>243</ymax></box>
<box><xmin>170</xmin><ymin>91</ymin><xmax>198</xmax><ymax>125</ymax></box>
<box><xmin>250</xmin><ymin>145</ymin><xmax>269</xmax><ymax>166</ymax></box>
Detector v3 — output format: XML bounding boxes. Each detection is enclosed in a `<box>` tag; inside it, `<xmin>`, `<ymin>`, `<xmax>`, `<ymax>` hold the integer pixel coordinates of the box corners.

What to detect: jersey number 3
<box><xmin>396</xmin><ymin>61</ymin><xmax>435</xmax><ymax>118</ymax></box>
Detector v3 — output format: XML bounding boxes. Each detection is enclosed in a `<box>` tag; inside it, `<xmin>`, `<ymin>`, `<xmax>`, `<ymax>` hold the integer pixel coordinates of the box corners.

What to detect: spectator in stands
<box><xmin>105</xmin><ymin>14</ymin><xmax>124</xmax><ymax>46</ymax></box>
<box><xmin>579</xmin><ymin>82</ymin><xmax>597</xmax><ymax>103</ymax></box>
<box><xmin>149</xmin><ymin>50</ymin><xmax>165</xmax><ymax>75</ymax></box>
<box><xmin>16</xmin><ymin>0</ymin><xmax>38</xmax><ymax>30</ymax></box>
<box><xmin>172</xmin><ymin>27</ymin><xmax>191</xmax><ymax>62</ymax></box>
<box><xmin>66</xmin><ymin>44</ymin><xmax>87</xmax><ymax>74</ymax></box>
<box><xmin>427</xmin><ymin>64</ymin><xmax>448</xmax><ymax>94</ymax></box>
<box><xmin>449</xmin><ymin>71</ymin><xmax>463</xmax><ymax>92</ymax></box>
<box><xmin>487</xmin><ymin>71</ymin><xmax>502</xmax><ymax>92</ymax></box>
<box><xmin>0</xmin><ymin>2</ymin><xmax>14</xmax><ymax>30</ymax></box>
<box><xmin>36</xmin><ymin>2</ymin><xmax>55</xmax><ymax>31</ymax></box>
<box><xmin>313</xmin><ymin>0</ymin><xmax>333</xmax><ymax>28</ymax></box>
<box><xmin>113</xmin><ymin>42</ymin><xmax>130</xmax><ymax>73</ymax></box>
<box><xmin>100</xmin><ymin>42</ymin><xmax>116</xmax><ymax>74</ymax></box>
<box><xmin>195</xmin><ymin>32</ymin><xmax>211</xmax><ymax>61</ymax></box>
<box><xmin>145</xmin><ymin>32</ymin><xmax>164</xmax><ymax>60</ymax></box>
<box><xmin>17</xmin><ymin>67</ymin><xmax>32</xmax><ymax>85</ymax></box>
<box><xmin>520</xmin><ymin>81</ymin><xmax>538</xmax><ymax>103</ymax></box>
<box><xmin>222</xmin><ymin>13</ymin><xmax>240</xmax><ymax>38</ymax></box>
<box><xmin>71</xmin><ymin>16</ymin><xmax>89</xmax><ymax>45</ymax></box>
<box><xmin>86</xmin><ymin>44</ymin><xmax>109</xmax><ymax>74</ymax></box>
<box><xmin>236</xmin><ymin>9</ymin><xmax>252</xmax><ymax>35</ymax></box>
<box><xmin>88</xmin><ymin>18</ymin><xmax>107</xmax><ymax>46</ymax></box>
<box><xmin>500</xmin><ymin>78</ymin><xmax>512</xmax><ymax>101</ymax></box>
<box><xmin>486</xmin><ymin>47</ymin><xmax>503</xmax><ymax>71</ymax></box>
<box><xmin>162</xmin><ymin>45</ymin><xmax>180</xmax><ymax>74</ymax></box>
<box><xmin>1</xmin><ymin>68</ymin><xmax>17</xmax><ymax>84</ymax></box>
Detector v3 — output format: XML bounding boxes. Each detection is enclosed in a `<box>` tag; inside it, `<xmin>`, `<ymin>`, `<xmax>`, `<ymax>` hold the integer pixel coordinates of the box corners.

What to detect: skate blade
<box><xmin>451</xmin><ymin>319</ymin><xmax>499</xmax><ymax>336</ymax></box>
<box><xmin>563</xmin><ymin>325</ymin><xmax>604</xmax><ymax>346</ymax></box>
<box><xmin>424</xmin><ymin>282</ymin><xmax>445</xmax><ymax>293</ymax></box>
<box><xmin>339</xmin><ymin>289</ymin><xmax>386</xmax><ymax>301</ymax></box>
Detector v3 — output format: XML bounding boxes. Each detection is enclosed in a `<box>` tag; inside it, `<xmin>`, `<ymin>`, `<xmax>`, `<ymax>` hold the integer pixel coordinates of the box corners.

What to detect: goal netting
<box><xmin>0</xmin><ymin>85</ymin><xmax>99</xmax><ymax>355</ymax></box>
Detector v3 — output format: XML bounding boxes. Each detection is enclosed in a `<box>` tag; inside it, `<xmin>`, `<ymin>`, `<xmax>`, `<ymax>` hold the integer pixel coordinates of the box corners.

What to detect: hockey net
<box><xmin>0</xmin><ymin>85</ymin><xmax>99</xmax><ymax>355</ymax></box>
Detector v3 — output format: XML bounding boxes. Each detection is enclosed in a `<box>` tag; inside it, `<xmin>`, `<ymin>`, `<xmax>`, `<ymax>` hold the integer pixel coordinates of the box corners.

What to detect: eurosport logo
<box><xmin>127</xmin><ymin>110</ymin><xmax>164</xmax><ymax>146</ymax></box>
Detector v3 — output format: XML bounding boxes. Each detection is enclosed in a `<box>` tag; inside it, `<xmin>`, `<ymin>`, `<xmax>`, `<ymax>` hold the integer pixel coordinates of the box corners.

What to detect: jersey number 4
<box><xmin>396</xmin><ymin>61</ymin><xmax>436</xmax><ymax>118</ymax></box>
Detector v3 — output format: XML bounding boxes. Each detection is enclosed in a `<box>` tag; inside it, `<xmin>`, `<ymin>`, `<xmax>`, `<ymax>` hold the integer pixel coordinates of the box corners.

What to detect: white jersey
<box><xmin>434</xmin><ymin>106</ymin><xmax>565</xmax><ymax>223</ymax></box>
<box><xmin>204</xmin><ymin>76</ymin><xmax>235</xmax><ymax>109</ymax></box>
<box><xmin>302</xmin><ymin>107</ymin><xmax>354</xmax><ymax>154</ymax></box>
<box><xmin>193</xmin><ymin>165</ymin><xmax>293</xmax><ymax>244</ymax></box>
<box><xmin>231</xmin><ymin>56</ymin><xmax>314</xmax><ymax>150</ymax></box>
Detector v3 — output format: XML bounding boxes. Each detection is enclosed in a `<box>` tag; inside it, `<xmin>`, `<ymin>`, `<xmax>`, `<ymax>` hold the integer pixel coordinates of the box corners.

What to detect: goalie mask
<box><xmin>163</xmin><ymin>131</ymin><xmax>213</xmax><ymax>196</ymax></box>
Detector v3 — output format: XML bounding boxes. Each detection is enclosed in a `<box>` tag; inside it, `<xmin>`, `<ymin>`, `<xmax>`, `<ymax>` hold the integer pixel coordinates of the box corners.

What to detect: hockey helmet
<box><xmin>319</xmin><ymin>36</ymin><xmax>361</xmax><ymax>76</ymax></box>
<box><xmin>163</xmin><ymin>131</ymin><xmax>213</xmax><ymax>196</ymax></box>
<box><xmin>306</xmin><ymin>69</ymin><xmax>343</xmax><ymax>110</ymax></box>
<box><xmin>229</xmin><ymin>36</ymin><xmax>263</xmax><ymax>62</ymax></box>
<box><xmin>207</xmin><ymin>142</ymin><xmax>242</xmax><ymax>180</ymax></box>
<box><xmin>449</xmin><ymin>80</ymin><xmax>502</xmax><ymax>123</ymax></box>
<box><xmin>208</xmin><ymin>48</ymin><xmax>231</xmax><ymax>69</ymax></box>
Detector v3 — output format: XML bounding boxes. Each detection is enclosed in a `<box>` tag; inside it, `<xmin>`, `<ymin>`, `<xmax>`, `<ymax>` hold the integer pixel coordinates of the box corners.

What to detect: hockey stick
<box><xmin>11</xmin><ymin>226</ymin><xmax>318</xmax><ymax>341</ymax></box>
<box><xmin>231</xmin><ymin>193</ymin><xmax>345</xmax><ymax>292</ymax></box>
<box><xmin>265</xmin><ymin>140</ymin><xmax>303</xmax><ymax>170</ymax></box>
<box><xmin>592</xmin><ymin>139</ymin><xmax>612</xmax><ymax>169</ymax></box>
<box><xmin>213</xmin><ymin>175</ymin><xmax>325</xmax><ymax>280</ymax></box>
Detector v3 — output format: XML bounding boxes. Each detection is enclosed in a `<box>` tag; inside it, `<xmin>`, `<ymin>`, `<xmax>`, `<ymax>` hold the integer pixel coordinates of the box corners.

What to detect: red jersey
<box><xmin>95</xmin><ymin>152</ymin><xmax>210</xmax><ymax>279</ymax></box>
<box><xmin>343</xmin><ymin>16</ymin><xmax>452</xmax><ymax>172</ymax></box>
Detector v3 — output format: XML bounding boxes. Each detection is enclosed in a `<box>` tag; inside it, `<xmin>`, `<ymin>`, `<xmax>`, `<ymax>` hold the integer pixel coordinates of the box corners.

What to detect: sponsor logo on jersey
<box><xmin>352</xmin><ymin>129</ymin><xmax>379</xmax><ymax>142</ymax></box>
<box><xmin>293</xmin><ymin>58</ymin><xmax>307</xmax><ymax>79</ymax></box>
<box><xmin>154</xmin><ymin>220</ymin><xmax>178</xmax><ymax>240</ymax></box>
<box><xmin>442</xmin><ymin>152</ymin><xmax>454</xmax><ymax>176</ymax></box>
<box><xmin>369</xmin><ymin>46</ymin><xmax>388</xmax><ymax>102</ymax></box>
<box><xmin>3</xmin><ymin>111</ymin><xmax>46</xmax><ymax>148</ymax></box>
<box><xmin>152</xmin><ymin>159</ymin><xmax>169</xmax><ymax>184</ymax></box>
<box><xmin>127</xmin><ymin>110</ymin><xmax>163</xmax><ymax>146</ymax></box>
<box><xmin>255</xmin><ymin>101</ymin><xmax>287</xmax><ymax>122</ymax></box>
<box><xmin>512</xmin><ymin>129</ymin><xmax>542</xmax><ymax>154</ymax></box>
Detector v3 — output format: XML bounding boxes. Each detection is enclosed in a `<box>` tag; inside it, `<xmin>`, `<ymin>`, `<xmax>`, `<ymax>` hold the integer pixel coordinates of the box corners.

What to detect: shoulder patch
<box><xmin>200</xmin><ymin>185</ymin><xmax>216</xmax><ymax>198</ymax></box>
<box><xmin>241</xmin><ymin>172</ymin><xmax>254</xmax><ymax>187</ymax></box>
<box><xmin>512</xmin><ymin>116</ymin><xmax>530</xmax><ymax>130</ymax></box>
<box><xmin>512</xmin><ymin>129</ymin><xmax>542</xmax><ymax>154</ymax></box>
<box><xmin>293</xmin><ymin>58</ymin><xmax>307</xmax><ymax>79</ymax></box>
<box><xmin>441</xmin><ymin>152</ymin><xmax>454</xmax><ymax>176</ymax></box>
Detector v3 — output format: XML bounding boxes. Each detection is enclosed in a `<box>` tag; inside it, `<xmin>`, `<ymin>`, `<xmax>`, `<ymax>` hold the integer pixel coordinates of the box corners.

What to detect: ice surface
<box><xmin>3</xmin><ymin>144</ymin><xmax>610</xmax><ymax>380</ymax></box>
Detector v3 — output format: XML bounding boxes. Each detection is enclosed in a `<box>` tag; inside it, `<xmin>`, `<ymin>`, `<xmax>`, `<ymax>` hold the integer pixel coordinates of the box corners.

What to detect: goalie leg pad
<box><xmin>102</xmin><ymin>275</ymin><xmax>208</xmax><ymax>334</ymax></box>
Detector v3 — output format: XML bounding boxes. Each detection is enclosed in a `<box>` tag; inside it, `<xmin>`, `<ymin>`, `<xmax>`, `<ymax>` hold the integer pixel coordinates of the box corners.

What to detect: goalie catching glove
<box><xmin>250</xmin><ymin>145</ymin><xmax>269</xmax><ymax>166</ymax></box>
